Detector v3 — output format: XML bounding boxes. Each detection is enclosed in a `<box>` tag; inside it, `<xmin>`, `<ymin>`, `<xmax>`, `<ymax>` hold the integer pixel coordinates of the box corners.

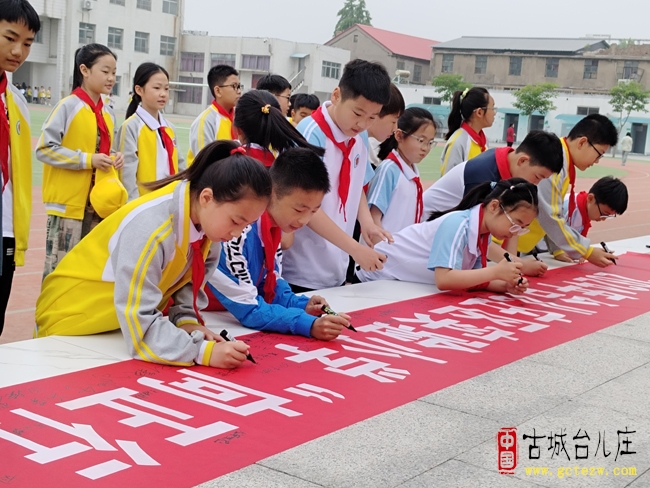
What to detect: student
<box><xmin>256</xmin><ymin>73</ymin><xmax>292</xmax><ymax>116</ymax></box>
<box><xmin>37</xmin><ymin>43</ymin><xmax>124</xmax><ymax>278</ymax></box>
<box><xmin>517</xmin><ymin>114</ymin><xmax>620</xmax><ymax>267</ymax></box>
<box><xmin>207</xmin><ymin>148</ymin><xmax>352</xmax><ymax>340</ymax></box>
<box><xmin>356</xmin><ymin>178</ymin><xmax>536</xmax><ymax>295</ymax></box>
<box><xmin>440</xmin><ymin>87</ymin><xmax>495</xmax><ymax>176</ymax></box>
<box><xmin>547</xmin><ymin>176</ymin><xmax>628</xmax><ymax>263</ymax></box>
<box><xmin>46</xmin><ymin>86</ymin><xmax>51</xmax><ymax>105</ymax></box>
<box><xmin>234</xmin><ymin>90</ymin><xmax>324</xmax><ymax>167</ymax></box>
<box><xmin>367</xmin><ymin>108</ymin><xmax>438</xmax><ymax>235</ymax></box>
<box><xmin>620</xmin><ymin>132</ymin><xmax>633</xmax><ymax>166</ymax></box>
<box><xmin>35</xmin><ymin>141</ymin><xmax>271</xmax><ymax>368</ymax></box>
<box><xmin>0</xmin><ymin>0</ymin><xmax>40</xmax><ymax>336</ymax></box>
<box><xmin>26</xmin><ymin>85</ymin><xmax>32</xmax><ymax>103</ymax></box>
<box><xmin>290</xmin><ymin>93</ymin><xmax>320</xmax><ymax>127</ymax></box>
<box><xmin>288</xmin><ymin>93</ymin><xmax>299</xmax><ymax>118</ymax></box>
<box><xmin>363</xmin><ymin>83</ymin><xmax>405</xmax><ymax>168</ymax></box>
<box><xmin>187</xmin><ymin>65</ymin><xmax>240</xmax><ymax>165</ymax></box>
<box><xmin>506</xmin><ymin>123</ymin><xmax>516</xmax><ymax>147</ymax></box>
<box><xmin>117</xmin><ymin>62</ymin><xmax>185</xmax><ymax>201</ymax></box>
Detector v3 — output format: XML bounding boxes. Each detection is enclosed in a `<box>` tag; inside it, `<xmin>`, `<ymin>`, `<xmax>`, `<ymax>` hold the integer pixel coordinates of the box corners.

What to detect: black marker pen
<box><xmin>531</xmin><ymin>250</ymin><xmax>541</xmax><ymax>262</ymax></box>
<box><xmin>219</xmin><ymin>329</ymin><xmax>256</xmax><ymax>364</ymax></box>
<box><xmin>321</xmin><ymin>304</ymin><xmax>357</xmax><ymax>332</ymax></box>
<box><xmin>600</xmin><ymin>241</ymin><xmax>617</xmax><ymax>265</ymax></box>
<box><xmin>503</xmin><ymin>252</ymin><xmax>524</xmax><ymax>285</ymax></box>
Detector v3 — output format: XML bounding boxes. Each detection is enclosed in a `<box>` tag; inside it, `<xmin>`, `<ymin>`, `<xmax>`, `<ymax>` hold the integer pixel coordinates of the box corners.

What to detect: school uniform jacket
<box><xmin>3</xmin><ymin>83</ymin><xmax>32</xmax><ymax>266</ymax></box>
<box><xmin>187</xmin><ymin>104</ymin><xmax>234</xmax><ymax>165</ymax></box>
<box><xmin>440</xmin><ymin>127</ymin><xmax>486</xmax><ymax>176</ymax></box>
<box><xmin>517</xmin><ymin>138</ymin><xmax>593</xmax><ymax>257</ymax></box>
<box><xmin>207</xmin><ymin>219</ymin><xmax>314</xmax><ymax>337</ymax></box>
<box><xmin>545</xmin><ymin>195</ymin><xmax>586</xmax><ymax>258</ymax></box>
<box><xmin>36</xmin><ymin>94</ymin><xmax>116</xmax><ymax>220</ymax></box>
<box><xmin>35</xmin><ymin>180</ymin><xmax>219</xmax><ymax>367</ymax></box>
<box><xmin>117</xmin><ymin>107</ymin><xmax>186</xmax><ymax>201</ymax></box>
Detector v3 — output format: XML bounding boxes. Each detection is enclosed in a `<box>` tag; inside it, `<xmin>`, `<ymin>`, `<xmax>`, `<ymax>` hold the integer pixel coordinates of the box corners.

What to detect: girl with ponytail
<box><xmin>36</xmin><ymin>140</ymin><xmax>272</xmax><ymax>369</ymax></box>
<box><xmin>356</xmin><ymin>178</ymin><xmax>538</xmax><ymax>294</ymax></box>
<box><xmin>117</xmin><ymin>62</ymin><xmax>185</xmax><ymax>201</ymax></box>
<box><xmin>440</xmin><ymin>87</ymin><xmax>495</xmax><ymax>176</ymax></box>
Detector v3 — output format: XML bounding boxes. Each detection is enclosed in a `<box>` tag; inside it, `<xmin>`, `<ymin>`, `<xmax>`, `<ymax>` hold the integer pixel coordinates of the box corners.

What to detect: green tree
<box><xmin>609</xmin><ymin>80</ymin><xmax>650</xmax><ymax>134</ymax></box>
<box><xmin>334</xmin><ymin>0</ymin><xmax>372</xmax><ymax>36</ymax></box>
<box><xmin>512</xmin><ymin>83</ymin><xmax>558</xmax><ymax>129</ymax></box>
<box><xmin>617</xmin><ymin>38</ymin><xmax>636</xmax><ymax>49</ymax></box>
<box><xmin>431</xmin><ymin>73</ymin><xmax>472</xmax><ymax>105</ymax></box>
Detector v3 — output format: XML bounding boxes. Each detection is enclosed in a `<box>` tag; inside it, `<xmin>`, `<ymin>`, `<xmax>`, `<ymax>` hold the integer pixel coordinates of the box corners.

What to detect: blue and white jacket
<box><xmin>206</xmin><ymin>219</ymin><xmax>314</xmax><ymax>337</ymax></box>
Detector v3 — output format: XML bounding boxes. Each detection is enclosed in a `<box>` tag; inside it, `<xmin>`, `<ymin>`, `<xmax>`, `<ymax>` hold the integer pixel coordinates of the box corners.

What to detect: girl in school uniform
<box><xmin>37</xmin><ymin>43</ymin><xmax>124</xmax><ymax>277</ymax></box>
<box><xmin>233</xmin><ymin>89</ymin><xmax>324</xmax><ymax>167</ymax></box>
<box><xmin>356</xmin><ymin>178</ymin><xmax>537</xmax><ymax>294</ymax></box>
<box><xmin>367</xmin><ymin>108</ymin><xmax>439</xmax><ymax>236</ymax></box>
<box><xmin>35</xmin><ymin>141</ymin><xmax>272</xmax><ymax>369</ymax></box>
<box><xmin>440</xmin><ymin>87</ymin><xmax>495</xmax><ymax>176</ymax></box>
<box><xmin>117</xmin><ymin>62</ymin><xmax>185</xmax><ymax>201</ymax></box>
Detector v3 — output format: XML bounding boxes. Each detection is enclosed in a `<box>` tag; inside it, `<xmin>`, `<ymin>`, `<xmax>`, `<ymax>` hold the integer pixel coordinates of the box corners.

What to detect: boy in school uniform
<box><xmin>207</xmin><ymin>148</ymin><xmax>352</xmax><ymax>340</ymax></box>
<box><xmin>0</xmin><ymin>0</ymin><xmax>40</xmax><ymax>335</ymax></box>
<box><xmin>187</xmin><ymin>65</ymin><xmax>240</xmax><ymax>164</ymax></box>
<box><xmin>517</xmin><ymin>114</ymin><xmax>620</xmax><ymax>267</ymax></box>
<box><xmin>256</xmin><ymin>74</ymin><xmax>292</xmax><ymax>118</ymax></box>
<box><xmin>282</xmin><ymin>59</ymin><xmax>392</xmax><ymax>292</ymax></box>
<box><xmin>547</xmin><ymin>176</ymin><xmax>628</xmax><ymax>263</ymax></box>
<box><xmin>363</xmin><ymin>83</ymin><xmax>405</xmax><ymax>168</ymax></box>
<box><xmin>289</xmin><ymin>93</ymin><xmax>320</xmax><ymax>127</ymax></box>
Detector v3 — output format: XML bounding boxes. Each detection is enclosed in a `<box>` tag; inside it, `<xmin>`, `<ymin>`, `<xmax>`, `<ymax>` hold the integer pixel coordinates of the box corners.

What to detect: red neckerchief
<box><xmin>0</xmin><ymin>73</ymin><xmax>9</xmax><ymax>191</ymax></box>
<box><xmin>311</xmin><ymin>106</ymin><xmax>356</xmax><ymax>221</ymax></box>
<box><xmin>461</xmin><ymin>121</ymin><xmax>487</xmax><ymax>152</ymax></box>
<box><xmin>247</xmin><ymin>145</ymin><xmax>276</xmax><ymax>168</ymax></box>
<box><xmin>158</xmin><ymin>126</ymin><xmax>176</xmax><ymax>175</ymax></box>
<box><xmin>260</xmin><ymin>212</ymin><xmax>282</xmax><ymax>304</ymax></box>
<box><xmin>563</xmin><ymin>137</ymin><xmax>578</xmax><ymax>219</ymax></box>
<box><xmin>71</xmin><ymin>88</ymin><xmax>111</xmax><ymax>155</ymax></box>
<box><xmin>386</xmin><ymin>150</ymin><xmax>423</xmax><ymax>223</ymax></box>
<box><xmin>469</xmin><ymin>206</ymin><xmax>491</xmax><ymax>291</ymax></box>
<box><xmin>190</xmin><ymin>237</ymin><xmax>208</xmax><ymax>325</ymax></box>
<box><xmin>575</xmin><ymin>191</ymin><xmax>592</xmax><ymax>237</ymax></box>
<box><xmin>211</xmin><ymin>100</ymin><xmax>237</xmax><ymax>139</ymax></box>
<box><xmin>495</xmin><ymin>147</ymin><xmax>514</xmax><ymax>180</ymax></box>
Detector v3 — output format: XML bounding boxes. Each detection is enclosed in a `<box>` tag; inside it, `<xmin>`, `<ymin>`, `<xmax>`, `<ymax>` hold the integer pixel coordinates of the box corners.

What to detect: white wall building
<box><xmin>174</xmin><ymin>34</ymin><xmax>351</xmax><ymax>117</ymax></box>
<box><xmin>11</xmin><ymin>0</ymin><xmax>184</xmax><ymax>111</ymax></box>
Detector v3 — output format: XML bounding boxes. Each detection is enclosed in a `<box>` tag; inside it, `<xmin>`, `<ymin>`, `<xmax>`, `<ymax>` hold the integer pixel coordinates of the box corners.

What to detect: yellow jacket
<box><xmin>440</xmin><ymin>128</ymin><xmax>486</xmax><ymax>176</ymax></box>
<box><xmin>187</xmin><ymin>104</ymin><xmax>234</xmax><ymax>165</ymax></box>
<box><xmin>117</xmin><ymin>107</ymin><xmax>186</xmax><ymax>201</ymax></box>
<box><xmin>36</xmin><ymin>94</ymin><xmax>116</xmax><ymax>220</ymax></box>
<box><xmin>5</xmin><ymin>84</ymin><xmax>32</xmax><ymax>266</ymax></box>
<box><xmin>35</xmin><ymin>180</ymin><xmax>220</xmax><ymax>367</ymax></box>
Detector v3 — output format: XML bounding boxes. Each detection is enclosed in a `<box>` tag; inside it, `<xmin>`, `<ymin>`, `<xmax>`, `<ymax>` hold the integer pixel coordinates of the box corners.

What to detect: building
<box><xmin>326</xmin><ymin>24</ymin><xmax>438</xmax><ymax>85</ymax></box>
<box><xmin>11</xmin><ymin>0</ymin><xmax>184</xmax><ymax>110</ymax></box>
<box><xmin>174</xmin><ymin>34</ymin><xmax>350</xmax><ymax>116</ymax></box>
<box><xmin>431</xmin><ymin>36</ymin><xmax>650</xmax><ymax>94</ymax></box>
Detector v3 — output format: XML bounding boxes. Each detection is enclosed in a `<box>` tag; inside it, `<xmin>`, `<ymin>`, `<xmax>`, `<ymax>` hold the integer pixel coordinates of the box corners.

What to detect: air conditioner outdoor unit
<box><xmin>82</xmin><ymin>0</ymin><xmax>93</xmax><ymax>10</ymax></box>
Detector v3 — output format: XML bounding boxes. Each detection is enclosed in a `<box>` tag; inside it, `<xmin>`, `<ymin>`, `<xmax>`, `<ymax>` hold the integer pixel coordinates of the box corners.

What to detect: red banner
<box><xmin>2</xmin><ymin>254</ymin><xmax>650</xmax><ymax>487</ymax></box>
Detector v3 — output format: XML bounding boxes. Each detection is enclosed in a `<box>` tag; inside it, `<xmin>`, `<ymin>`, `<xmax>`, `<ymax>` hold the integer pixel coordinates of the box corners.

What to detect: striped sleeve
<box><xmin>367</xmin><ymin>161</ymin><xmax>400</xmax><ymax>215</ymax></box>
<box><xmin>427</xmin><ymin>213</ymin><xmax>470</xmax><ymax>270</ymax></box>
<box><xmin>440</xmin><ymin>131</ymin><xmax>468</xmax><ymax>176</ymax></box>
<box><xmin>189</xmin><ymin>109</ymin><xmax>217</xmax><ymax>161</ymax></box>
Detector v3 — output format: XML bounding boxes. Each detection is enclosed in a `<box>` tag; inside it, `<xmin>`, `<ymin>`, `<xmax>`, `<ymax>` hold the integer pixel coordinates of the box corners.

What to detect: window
<box><xmin>441</xmin><ymin>54</ymin><xmax>454</xmax><ymax>73</ymax></box>
<box><xmin>160</xmin><ymin>36</ymin><xmax>176</xmax><ymax>56</ymax></box>
<box><xmin>353</xmin><ymin>34</ymin><xmax>358</xmax><ymax>43</ymax></box>
<box><xmin>136</xmin><ymin>0</ymin><xmax>151</xmax><ymax>10</ymax></box>
<box><xmin>474</xmin><ymin>55</ymin><xmax>488</xmax><ymax>75</ymax></box>
<box><xmin>109</xmin><ymin>0</ymin><xmax>125</xmax><ymax>5</ymax></box>
<box><xmin>413</xmin><ymin>64</ymin><xmax>422</xmax><ymax>83</ymax></box>
<box><xmin>583</xmin><ymin>59</ymin><xmax>598</xmax><ymax>79</ymax></box>
<box><xmin>112</xmin><ymin>76</ymin><xmax>121</xmax><ymax>96</ymax></box>
<box><xmin>322</xmin><ymin>61</ymin><xmax>342</xmax><ymax>79</ymax></box>
<box><xmin>211</xmin><ymin>53</ymin><xmax>236</xmax><ymax>68</ymax></box>
<box><xmin>162</xmin><ymin>0</ymin><xmax>178</xmax><ymax>14</ymax></box>
<box><xmin>78</xmin><ymin>23</ymin><xmax>95</xmax><ymax>44</ymax></box>
<box><xmin>577</xmin><ymin>106</ymin><xmax>600</xmax><ymax>115</ymax></box>
<box><xmin>180</xmin><ymin>52</ymin><xmax>205</xmax><ymax>72</ymax></box>
<box><xmin>545</xmin><ymin>57</ymin><xmax>559</xmax><ymax>78</ymax></box>
<box><xmin>107</xmin><ymin>27</ymin><xmax>123</xmax><ymax>50</ymax></box>
<box><xmin>509</xmin><ymin>56</ymin><xmax>522</xmax><ymax>76</ymax></box>
<box><xmin>177</xmin><ymin>76</ymin><xmax>203</xmax><ymax>104</ymax></box>
<box><xmin>241</xmin><ymin>55</ymin><xmax>270</xmax><ymax>71</ymax></box>
<box><xmin>34</xmin><ymin>28</ymin><xmax>43</xmax><ymax>43</ymax></box>
<box><xmin>134</xmin><ymin>31</ymin><xmax>149</xmax><ymax>53</ymax></box>
<box><xmin>396</xmin><ymin>60</ymin><xmax>405</xmax><ymax>70</ymax></box>
<box><xmin>423</xmin><ymin>97</ymin><xmax>441</xmax><ymax>105</ymax></box>
<box><xmin>623</xmin><ymin>61</ymin><xmax>639</xmax><ymax>80</ymax></box>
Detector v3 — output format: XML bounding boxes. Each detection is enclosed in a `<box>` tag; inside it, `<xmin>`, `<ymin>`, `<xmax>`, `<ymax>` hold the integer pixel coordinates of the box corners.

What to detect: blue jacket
<box><xmin>206</xmin><ymin>220</ymin><xmax>315</xmax><ymax>336</ymax></box>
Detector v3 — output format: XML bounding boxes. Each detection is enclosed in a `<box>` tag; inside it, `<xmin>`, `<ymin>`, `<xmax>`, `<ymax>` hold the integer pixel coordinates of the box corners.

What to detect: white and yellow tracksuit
<box><xmin>440</xmin><ymin>128</ymin><xmax>486</xmax><ymax>176</ymax></box>
<box><xmin>35</xmin><ymin>180</ymin><xmax>219</xmax><ymax>367</ymax></box>
<box><xmin>187</xmin><ymin>104</ymin><xmax>234</xmax><ymax>165</ymax></box>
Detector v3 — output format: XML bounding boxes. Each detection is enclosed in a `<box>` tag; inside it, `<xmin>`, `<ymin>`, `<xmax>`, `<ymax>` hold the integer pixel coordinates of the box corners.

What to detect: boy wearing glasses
<box><xmin>187</xmin><ymin>65</ymin><xmax>241</xmax><ymax>164</ymax></box>
<box><xmin>256</xmin><ymin>74</ymin><xmax>292</xmax><ymax>116</ymax></box>
<box><xmin>517</xmin><ymin>114</ymin><xmax>620</xmax><ymax>267</ymax></box>
<box><xmin>547</xmin><ymin>176</ymin><xmax>628</xmax><ymax>263</ymax></box>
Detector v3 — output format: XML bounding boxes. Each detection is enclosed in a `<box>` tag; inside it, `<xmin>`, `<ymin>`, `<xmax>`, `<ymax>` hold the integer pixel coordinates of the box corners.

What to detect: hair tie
<box><xmin>230</xmin><ymin>146</ymin><xmax>247</xmax><ymax>156</ymax></box>
<box><xmin>261</xmin><ymin>104</ymin><xmax>271</xmax><ymax>114</ymax></box>
<box><xmin>510</xmin><ymin>185</ymin><xmax>515</xmax><ymax>190</ymax></box>
<box><xmin>460</xmin><ymin>87</ymin><xmax>470</xmax><ymax>102</ymax></box>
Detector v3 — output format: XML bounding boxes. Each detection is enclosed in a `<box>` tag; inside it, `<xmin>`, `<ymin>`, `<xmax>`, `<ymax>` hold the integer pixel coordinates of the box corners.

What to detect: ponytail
<box><xmin>73</xmin><ymin>43</ymin><xmax>116</xmax><ymax>91</ymax></box>
<box><xmin>234</xmin><ymin>90</ymin><xmax>325</xmax><ymax>157</ymax></box>
<box><xmin>427</xmin><ymin>177</ymin><xmax>538</xmax><ymax>221</ymax></box>
<box><xmin>378</xmin><ymin>107</ymin><xmax>439</xmax><ymax>160</ymax></box>
<box><xmin>445</xmin><ymin>87</ymin><xmax>489</xmax><ymax>140</ymax></box>
<box><xmin>126</xmin><ymin>62</ymin><xmax>169</xmax><ymax>119</ymax></box>
<box><xmin>145</xmin><ymin>140</ymin><xmax>272</xmax><ymax>203</ymax></box>
<box><xmin>125</xmin><ymin>92</ymin><xmax>141</xmax><ymax>119</ymax></box>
